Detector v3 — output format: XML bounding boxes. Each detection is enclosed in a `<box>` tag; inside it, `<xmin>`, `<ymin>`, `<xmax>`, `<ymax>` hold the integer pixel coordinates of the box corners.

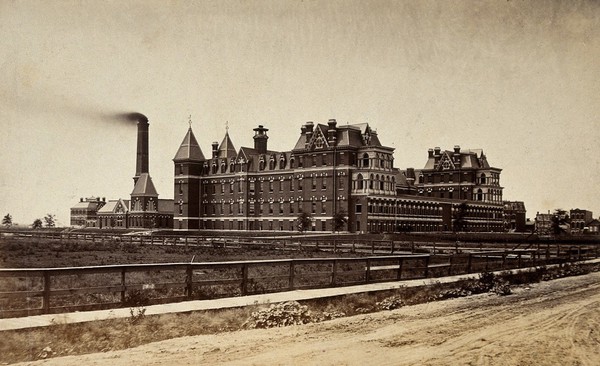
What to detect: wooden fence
<box><xmin>1</xmin><ymin>244</ymin><xmax>598</xmax><ymax>318</ymax></box>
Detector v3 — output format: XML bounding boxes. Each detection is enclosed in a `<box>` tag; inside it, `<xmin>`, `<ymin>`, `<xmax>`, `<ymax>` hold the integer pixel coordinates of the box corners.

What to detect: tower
<box><xmin>173</xmin><ymin>120</ymin><xmax>205</xmax><ymax>230</ymax></box>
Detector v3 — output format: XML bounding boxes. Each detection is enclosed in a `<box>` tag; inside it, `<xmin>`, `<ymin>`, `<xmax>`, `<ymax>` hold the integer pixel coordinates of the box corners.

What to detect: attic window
<box><xmin>315</xmin><ymin>137</ymin><xmax>324</xmax><ymax>149</ymax></box>
<box><xmin>442</xmin><ymin>160</ymin><xmax>451</xmax><ymax>170</ymax></box>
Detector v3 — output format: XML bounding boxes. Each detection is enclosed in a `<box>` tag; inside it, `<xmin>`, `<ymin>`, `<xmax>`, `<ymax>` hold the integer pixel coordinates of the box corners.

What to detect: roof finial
<box><xmin>226</xmin><ymin>121</ymin><xmax>229</xmax><ymax>133</ymax></box>
<box><xmin>188</xmin><ymin>114</ymin><xmax>192</xmax><ymax>128</ymax></box>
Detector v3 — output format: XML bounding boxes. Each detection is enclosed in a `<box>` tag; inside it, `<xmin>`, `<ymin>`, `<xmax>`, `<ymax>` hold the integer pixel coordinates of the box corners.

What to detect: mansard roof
<box><xmin>131</xmin><ymin>173</ymin><xmax>159</xmax><ymax>197</ymax></box>
<box><xmin>293</xmin><ymin>121</ymin><xmax>387</xmax><ymax>151</ymax></box>
<box><xmin>423</xmin><ymin>148</ymin><xmax>496</xmax><ymax>171</ymax></box>
<box><xmin>173</xmin><ymin>128</ymin><xmax>205</xmax><ymax>162</ymax></box>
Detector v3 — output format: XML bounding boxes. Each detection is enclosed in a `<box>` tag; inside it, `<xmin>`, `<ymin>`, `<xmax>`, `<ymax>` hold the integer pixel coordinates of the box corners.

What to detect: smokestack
<box><xmin>133</xmin><ymin>114</ymin><xmax>149</xmax><ymax>185</ymax></box>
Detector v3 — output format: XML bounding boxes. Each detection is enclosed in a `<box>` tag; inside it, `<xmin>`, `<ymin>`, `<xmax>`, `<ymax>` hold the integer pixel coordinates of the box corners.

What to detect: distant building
<box><xmin>173</xmin><ymin>121</ymin><xmax>504</xmax><ymax>233</ymax></box>
<box><xmin>71</xmin><ymin>115</ymin><xmax>173</xmax><ymax>229</ymax></box>
<box><xmin>503</xmin><ymin>201</ymin><xmax>527</xmax><ymax>232</ymax></box>
<box><xmin>569</xmin><ymin>209</ymin><xmax>593</xmax><ymax>233</ymax></box>
<box><xmin>70</xmin><ymin>196</ymin><xmax>105</xmax><ymax>227</ymax></box>
<box><xmin>587</xmin><ymin>219</ymin><xmax>600</xmax><ymax>234</ymax></box>
<box><xmin>535</xmin><ymin>211</ymin><xmax>554</xmax><ymax>235</ymax></box>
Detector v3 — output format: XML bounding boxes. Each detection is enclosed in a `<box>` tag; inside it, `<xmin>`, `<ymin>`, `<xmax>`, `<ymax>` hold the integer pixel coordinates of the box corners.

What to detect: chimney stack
<box><xmin>434</xmin><ymin>147</ymin><xmax>441</xmax><ymax>156</ymax></box>
<box><xmin>134</xmin><ymin>114</ymin><xmax>149</xmax><ymax>185</ymax></box>
<box><xmin>428</xmin><ymin>148</ymin><xmax>434</xmax><ymax>158</ymax></box>
<box><xmin>253</xmin><ymin>125</ymin><xmax>269</xmax><ymax>154</ymax></box>
<box><xmin>212</xmin><ymin>141</ymin><xmax>219</xmax><ymax>158</ymax></box>
<box><xmin>304</xmin><ymin>121</ymin><xmax>314</xmax><ymax>148</ymax></box>
<box><xmin>327</xmin><ymin>118</ymin><xmax>337</xmax><ymax>146</ymax></box>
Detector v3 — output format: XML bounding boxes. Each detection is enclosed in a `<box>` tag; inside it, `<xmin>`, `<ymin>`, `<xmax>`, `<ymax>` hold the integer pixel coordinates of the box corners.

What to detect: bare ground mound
<box><xmin>17</xmin><ymin>271</ymin><xmax>600</xmax><ymax>366</ymax></box>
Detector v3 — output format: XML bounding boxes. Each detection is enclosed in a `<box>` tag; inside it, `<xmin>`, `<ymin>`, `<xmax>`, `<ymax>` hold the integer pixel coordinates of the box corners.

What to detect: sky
<box><xmin>1</xmin><ymin>0</ymin><xmax>598</xmax><ymax>226</ymax></box>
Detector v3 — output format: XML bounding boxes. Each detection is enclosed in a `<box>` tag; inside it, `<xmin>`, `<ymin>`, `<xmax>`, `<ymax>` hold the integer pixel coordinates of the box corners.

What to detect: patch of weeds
<box><xmin>129</xmin><ymin>306</ymin><xmax>146</xmax><ymax>325</ymax></box>
<box><xmin>376</xmin><ymin>295</ymin><xmax>405</xmax><ymax>310</ymax></box>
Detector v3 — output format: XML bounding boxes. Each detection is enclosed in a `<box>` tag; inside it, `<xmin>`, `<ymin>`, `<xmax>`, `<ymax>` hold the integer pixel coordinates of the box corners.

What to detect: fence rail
<box><xmin>1</xmin><ymin>243</ymin><xmax>598</xmax><ymax>318</ymax></box>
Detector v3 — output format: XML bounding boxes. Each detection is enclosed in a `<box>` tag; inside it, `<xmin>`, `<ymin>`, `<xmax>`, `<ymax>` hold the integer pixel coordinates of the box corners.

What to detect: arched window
<box><xmin>480</xmin><ymin>173</ymin><xmax>487</xmax><ymax>185</ymax></box>
<box><xmin>418</xmin><ymin>174</ymin><xmax>424</xmax><ymax>184</ymax></box>
<box><xmin>211</xmin><ymin>163</ymin><xmax>218</xmax><ymax>174</ymax></box>
<box><xmin>259</xmin><ymin>160</ymin><xmax>265</xmax><ymax>171</ymax></box>
<box><xmin>290</xmin><ymin>158</ymin><xmax>295</xmax><ymax>169</ymax></box>
<box><xmin>369</xmin><ymin>174</ymin><xmax>374</xmax><ymax>189</ymax></box>
<box><xmin>221</xmin><ymin>162</ymin><xmax>227</xmax><ymax>173</ymax></box>
<box><xmin>230</xmin><ymin>161</ymin><xmax>235</xmax><ymax>173</ymax></box>
<box><xmin>362</xmin><ymin>153</ymin><xmax>370</xmax><ymax>168</ymax></box>
<box><xmin>357</xmin><ymin>174</ymin><xmax>364</xmax><ymax>190</ymax></box>
<box><xmin>269</xmin><ymin>159</ymin><xmax>275</xmax><ymax>170</ymax></box>
<box><xmin>476</xmin><ymin>188</ymin><xmax>483</xmax><ymax>201</ymax></box>
<box><xmin>279</xmin><ymin>158</ymin><xmax>286</xmax><ymax>169</ymax></box>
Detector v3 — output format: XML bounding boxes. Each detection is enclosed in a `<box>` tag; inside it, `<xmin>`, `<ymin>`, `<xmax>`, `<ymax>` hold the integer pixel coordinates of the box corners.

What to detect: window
<box><xmin>221</xmin><ymin>163</ymin><xmax>226</xmax><ymax>173</ymax></box>
<box><xmin>290</xmin><ymin>202</ymin><xmax>294</xmax><ymax>214</ymax></box>
<box><xmin>312</xmin><ymin>202</ymin><xmax>316</xmax><ymax>214</ymax></box>
<box><xmin>229</xmin><ymin>181</ymin><xmax>234</xmax><ymax>193</ymax></box>
<box><xmin>339</xmin><ymin>177</ymin><xmax>344</xmax><ymax>190</ymax></box>
<box><xmin>290</xmin><ymin>158</ymin><xmax>295</xmax><ymax>169</ymax></box>
<box><xmin>279</xmin><ymin>203</ymin><xmax>284</xmax><ymax>214</ymax></box>
<box><xmin>356</xmin><ymin>204</ymin><xmax>362</xmax><ymax>213</ymax></box>
<box><xmin>312</xmin><ymin>176</ymin><xmax>317</xmax><ymax>190</ymax></box>
<box><xmin>269</xmin><ymin>203</ymin><xmax>274</xmax><ymax>214</ymax></box>
<box><xmin>480</xmin><ymin>173</ymin><xmax>487</xmax><ymax>184</ymax></box>
<box><xmin>269</xmin><ymin>160</ymin><xmax>275</xmax><ymax>170</ymax></box>
<box><xmin>357</xmin><ymin>174</ymin><xmax>364</xmax><ymax>190</ymax></box>
<box><xmin>238</xmin><ymin>180</ymin><xmax>243</xmax><ymax>193</ymax></box>
<box><xmin>321</xmin><ymin>201</ymin><xmax>326</xmax><ymax>214</ymax></box>
<box><xmin>298</xmin><ymin>180</ymin><xmax>303</xmax><ymax>191</ymax></box>
<box><xmin>249</xmin><ymin>181</ymin><xmax>255</xmax><ymax>193</ymax></box>
<box><xmin>279</xmin><ymin>159</ymin><xmax>286</xmax><ymax>169</ymax></box>
<box><xmin>322</xmin><ymin>176</ymin><xmax>326</xmax><ymax>190</ymax></box>
<box><xmin>179</xmin><ymin>164</ymin><xmax>184</xmax><ymax>175</ymax></box>
<box><xmin>362</xmin><ymin>153</ymin><xmax>369</xmax><ymax>168</ymax></box>
<box><xmin>269</xmin><ymin>180</ymin><xmax>274</xmax><ymax>192</ymax></box>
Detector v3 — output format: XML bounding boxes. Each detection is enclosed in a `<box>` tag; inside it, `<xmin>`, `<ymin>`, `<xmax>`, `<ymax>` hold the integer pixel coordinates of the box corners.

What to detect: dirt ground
<box><xmin>19</xmin><ymin>272</ymin><xmax>600</xmax><ymax>366</ymax></box>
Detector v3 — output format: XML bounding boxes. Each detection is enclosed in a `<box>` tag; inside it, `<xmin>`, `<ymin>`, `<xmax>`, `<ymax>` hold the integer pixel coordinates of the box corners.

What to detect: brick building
<box><xmin>70</xmin><ymin>196</ymin><xmax>105</xmax><ymax>227</ymax></box>
<box><xmin>174</xmin><ymin>120</ymin><xmax>504</xmax><ymax>233</ymax></box>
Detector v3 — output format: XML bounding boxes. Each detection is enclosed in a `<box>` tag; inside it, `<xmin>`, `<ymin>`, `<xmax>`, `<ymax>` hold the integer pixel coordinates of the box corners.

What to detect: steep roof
<box><xmin>131</xmin><ymin>173</ymin><xmax>158</xmax><ymax>197</ymax></box>
<box><xmin>218</xmin><ymin>131</ymin><xmax>237</xmax><ymax>159</ymax></box>
<box><xmin>97</xmin><ymin>199</ymin><xmax>130</xmax><ymax>214</ymax></box>
<box><xmin>173</xmin><ymin>128</ymin><xmax>205</xmax><ymax>162</ymax></box>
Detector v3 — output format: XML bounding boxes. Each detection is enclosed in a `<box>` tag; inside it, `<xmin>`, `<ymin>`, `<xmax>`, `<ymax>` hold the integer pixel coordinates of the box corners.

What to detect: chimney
<box><xmin>80</xmin><ymin>197</ymin><xmax>83</xmax><ymax>202</ymax></box>
<box><xmin>134</xmin><ymin>114</ymin><xmax>149</xmax><ymax>185</ymax></box>
<box><xmin>428</xmin><ymin>148</ymin><xmax>434</xmax><ymax>158</ymax></box>
<box><xmin>454</xmin><ymin>145</ymin><xmax>460</xmax><ymax>154</ymax></box>
<box><xmin>406</xmin><ymin>168</ymin><xmax>415</xmax><ymax>185</ymax></box>
<box><xmin>327</xmin><ymin>118</ymin><xmax>337</xmax><ymax>145</ymax></box>
<box><xmin>434</xmin><ymin>147</ymin><xmax>441</xmax><ymax>156</ymax></box>
<box><xmin>253</xmin><ymin>125</ymin><xmax>269</xmax><ymax>154</ymax></box>
<box><xmin>304</xmin><ymin>121</ymin><xmax>314</xmax><ymax>148</ymax></box>
<box><xmin>212</xmin><ymin>141</ymin><xmax>219</xmax><ymax>158</ymax></box>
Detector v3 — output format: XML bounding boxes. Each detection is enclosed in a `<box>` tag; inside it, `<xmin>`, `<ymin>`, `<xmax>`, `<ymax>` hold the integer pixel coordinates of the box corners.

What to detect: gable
<box><xmin>306</xmin><ymin>125</ymin><xmax>330</xmax><ymax>151</ymax></box>
<box><xmin>437</xmin><ymin>152</ymin><xmax>456</xmax><ymax>171</ymax></box>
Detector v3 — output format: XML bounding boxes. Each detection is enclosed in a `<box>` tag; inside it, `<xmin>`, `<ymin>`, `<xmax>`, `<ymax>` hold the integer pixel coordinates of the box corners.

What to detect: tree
<box><xmin>332</xmin><ymin>211</ymin><xmax>348</xmax><ymax>232</ymax></box>
<box><xmin>43</xmin><ymin>214</ymin><xmax>56</xmax><ymax>228</ymax></box>
<box><xmin>32</xmin><ymin>218</ymin><xmax>43</xmax><ymax>229</ymax></box>
<box><xmin>551</xmin><ymin>209</ymin><xmax>570</xmax><ymax>236</ymax></box>
<box><xmin>296</xmin><ymin>212</ymin><xmax>313</xmax><ymax>233</ymax></box>
<box><xmin>2</xmin><ymin>213</ymin><xmax>12</xmax><ymax>228</ymax></box>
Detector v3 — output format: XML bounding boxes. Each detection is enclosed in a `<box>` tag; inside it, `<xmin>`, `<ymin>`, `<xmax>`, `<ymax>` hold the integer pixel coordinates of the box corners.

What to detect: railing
<box><xmin>0</xmin><ymin>255</ymin><xmax>430</xmax><ymax>318</ymax></box>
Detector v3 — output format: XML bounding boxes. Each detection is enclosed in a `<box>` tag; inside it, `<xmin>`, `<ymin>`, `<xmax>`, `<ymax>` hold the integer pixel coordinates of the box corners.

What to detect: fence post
<box><xmin>289</xmin><ymin>261</ymin><xmax>295</xmax><ymax>290</ymax></box>
<box><xmin>241</xmin><ymin>264</ymin><xmax>248</xmax><ymax>296</ymax></box>
<box><xmin>467</xmin><ymin>253</ymin><xmax>472</xmax><ymax>273</ymax></box>
<box><xmin>391</xmin><ymin>241</ymin><xmax>395</xmax><ymax>254</ymax></box>
<box><xmin>397</xmin><ymin>258</ymin><xmax>403</xmax><ymax>280</ymax></box>
<box><xmin>42</xmin><ymin>271</ymin><xmax>51</xmax><ymax>314</ymax></box>
<box><xmin>365</xmin><ymin>258</ymin><xmax>371</xmax><ymax>283</ymax></box>
<box><xmin>121</xmin><ymin>268</ymin><xmax>127</xmax><ymax>304</ymax></box>
<box><xmin>331</xmin><ymin>260</ymin><xmax>337</xmax><ymax>286</ymax></box>
<box><xmin>424</xmin><ymin>256</ymin><xmax>430</xmax><ymax>278</ymax></box>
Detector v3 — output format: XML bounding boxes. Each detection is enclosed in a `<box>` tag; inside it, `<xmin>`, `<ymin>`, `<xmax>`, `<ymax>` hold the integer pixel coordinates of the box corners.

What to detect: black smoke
<box><xmin>115</xmin><ymin>112</ymin><xmax>148</xmax><ymax>124</ymax></box>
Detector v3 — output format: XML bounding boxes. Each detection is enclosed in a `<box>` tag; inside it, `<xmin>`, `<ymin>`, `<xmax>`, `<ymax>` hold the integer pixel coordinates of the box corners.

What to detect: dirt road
<box><xmin>22</xmin><ymin>272</ymin><xmax>600</xmax><ymax>366</ymax></box>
